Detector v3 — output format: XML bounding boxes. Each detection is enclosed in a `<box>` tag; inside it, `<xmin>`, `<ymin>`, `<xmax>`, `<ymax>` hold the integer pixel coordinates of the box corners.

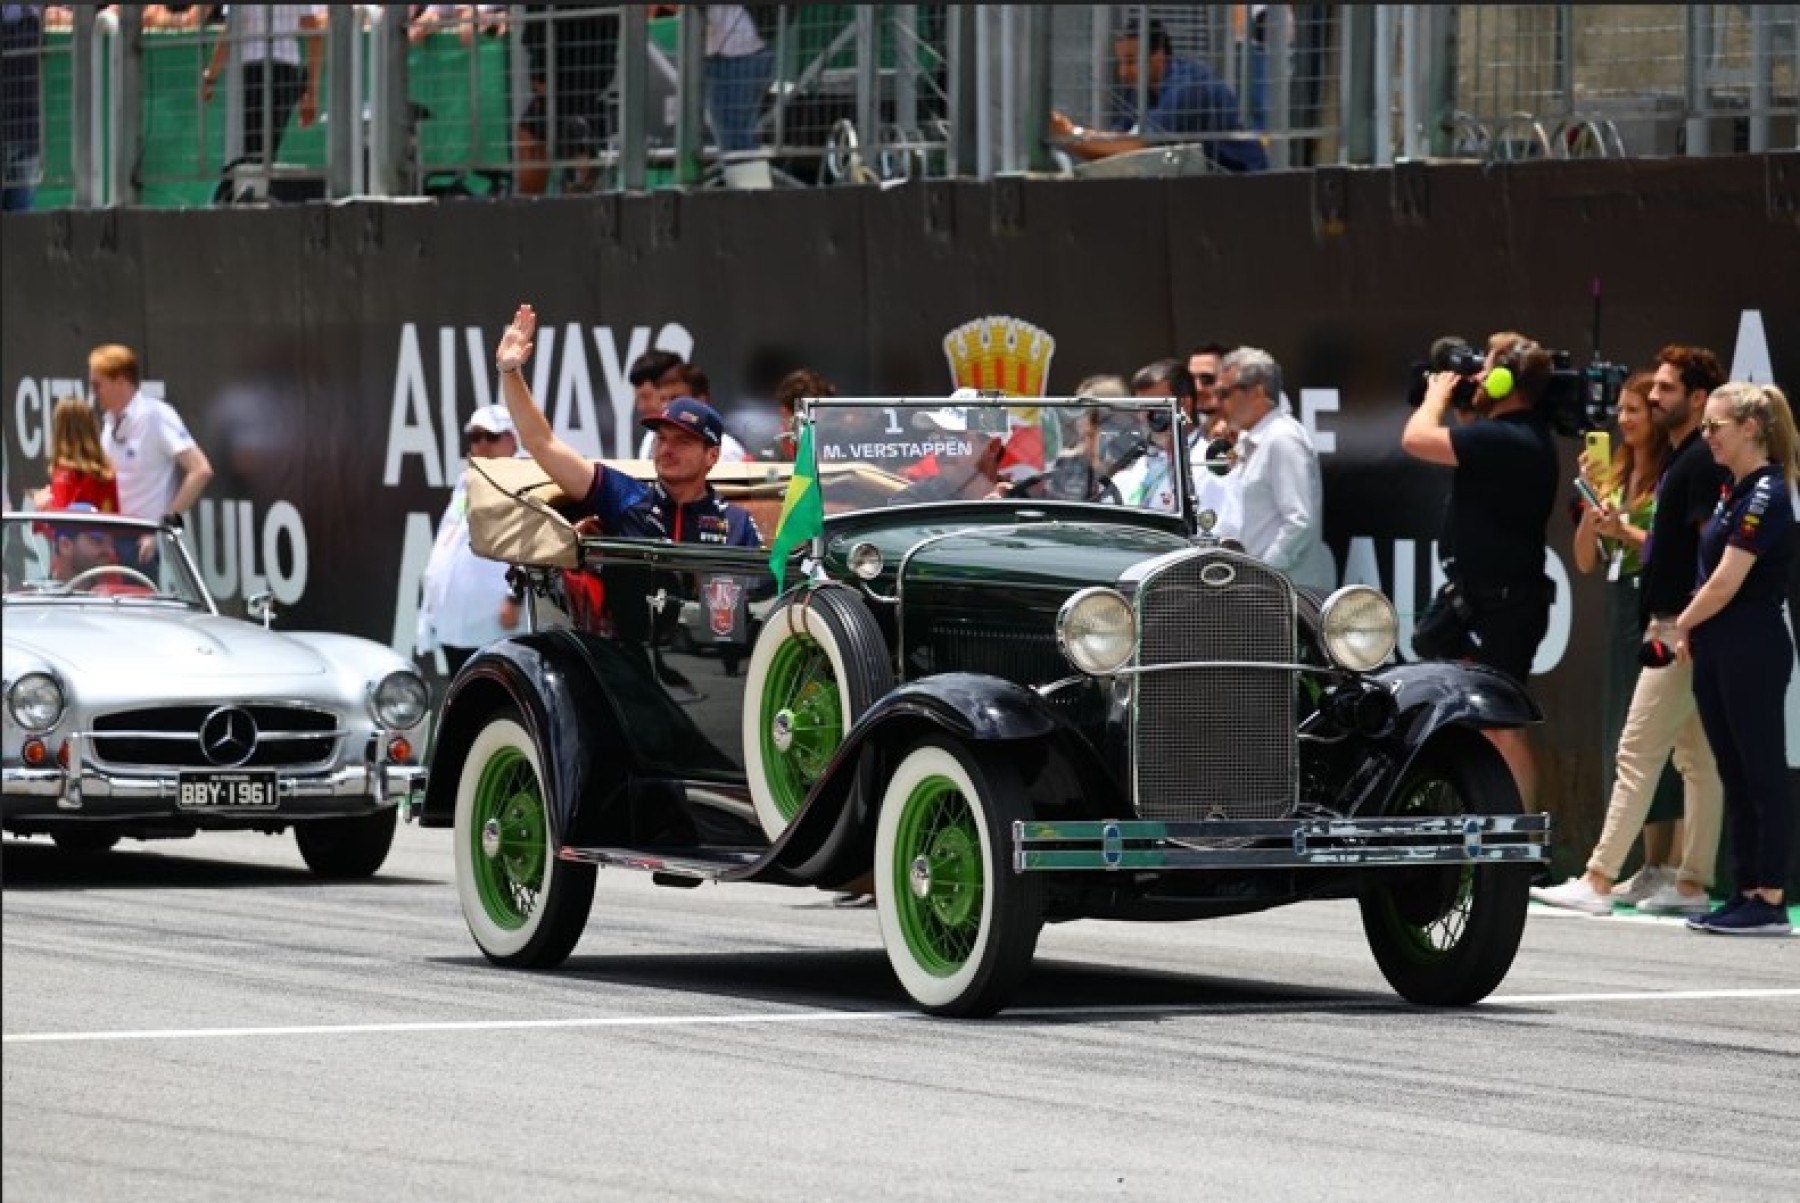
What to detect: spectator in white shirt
<box><xmin>88</xmin><ymin>343</ymin><xmax>214</xmax><ymax>525</ymax></box>
<box><xmin>1217</xmin><ymin>346</ymin><xmax>1335</xmax><ymax>591</ymax></box>
<box><xmin>417</xmin><ymin>405</ymin><xmax>525</xmax><ymax>675</ymax></box>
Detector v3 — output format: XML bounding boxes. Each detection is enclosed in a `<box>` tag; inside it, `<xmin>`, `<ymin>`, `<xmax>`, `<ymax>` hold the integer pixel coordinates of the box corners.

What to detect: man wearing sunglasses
<box><xmin>417</xmin><ymin>406</ymin><xmax>525</xmax><ymax>676</ymax></box>
<box><xmin>1217</xmin><ymin>347</ymin><xmax>1333</xmax><ymax>591</ymax></box>
<box><xmin>1186</xmin><ymin>342</ymin><xmax>1230</xmax><ymax>444</ymax></box>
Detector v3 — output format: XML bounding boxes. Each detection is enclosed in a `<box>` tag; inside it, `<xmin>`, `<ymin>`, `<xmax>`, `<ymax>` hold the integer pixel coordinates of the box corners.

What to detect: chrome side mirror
<box><xmin>246</xmin><ymin>591</ymin><xmax>277</xmax><ymax>628</ymax></box>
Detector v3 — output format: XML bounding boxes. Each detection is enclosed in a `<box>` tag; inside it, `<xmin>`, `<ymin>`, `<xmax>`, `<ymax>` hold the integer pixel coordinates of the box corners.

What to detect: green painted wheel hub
<box><xmin>892</xmin><ymin>774</ymin><xmax>984</xmax><ymax>977</ymax></box>
<box><xmin>469</xmin><ymin>745</ymin><xmax>547</xmax><ymax>930</ymax></box>
<box><xmin>760</xmin><ymin>634</ymin><xmax>844</xmax><ymax>820</ymax></box>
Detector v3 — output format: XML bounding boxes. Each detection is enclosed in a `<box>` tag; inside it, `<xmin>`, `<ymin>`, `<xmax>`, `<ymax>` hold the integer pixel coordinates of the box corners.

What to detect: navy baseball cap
<box><xmin>642</xmin><ymin>396</ymin><xmax>724</xmax><ymax>447</ymax></box>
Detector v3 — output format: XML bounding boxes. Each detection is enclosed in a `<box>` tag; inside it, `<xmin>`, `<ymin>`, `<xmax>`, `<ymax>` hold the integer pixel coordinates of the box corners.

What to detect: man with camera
<box><xmin>1401</xmin><ymin>332</ymin><xmax>1560</xmax><ymax>810</ymax></box>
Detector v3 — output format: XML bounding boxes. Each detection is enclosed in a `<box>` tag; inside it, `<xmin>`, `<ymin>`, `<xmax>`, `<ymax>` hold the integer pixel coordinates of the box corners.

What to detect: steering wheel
<box><xmin>63</xmin><ymin>564</ymin><xmax>157</xmax><ymax>593</ymax></box>
<box><xmin>1088</xmin><ymin>475</ymin><xmax>1125</xmax><ymax>506</ymax></box>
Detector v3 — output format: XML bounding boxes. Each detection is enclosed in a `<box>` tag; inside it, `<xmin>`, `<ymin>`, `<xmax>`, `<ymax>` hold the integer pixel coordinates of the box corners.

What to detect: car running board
<box><xmin>1014</xmin><ymin>814</ymin><xmax>1552</xmax><ymax>871</ymax></box>
<box><xmin>558</xmin><ymin>845</ymin><xmax>764</xmax><ymax>882</ymax></box>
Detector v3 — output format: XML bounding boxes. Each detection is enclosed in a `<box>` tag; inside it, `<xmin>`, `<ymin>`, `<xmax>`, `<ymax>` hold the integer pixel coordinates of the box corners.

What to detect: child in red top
<box><xmin>35</xmin><ymin>395</ymin><xmax>121</xmax><ymax>514</ymax></box>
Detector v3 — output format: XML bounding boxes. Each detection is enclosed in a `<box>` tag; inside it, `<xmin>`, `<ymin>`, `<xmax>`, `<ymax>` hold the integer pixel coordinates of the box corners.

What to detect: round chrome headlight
<box><xmin>848</xmin><ymin>541</ymin><xmax>884</xmax><ymax>580</ymax></box>
<box><xmin>1056</xmin><ymin>588</ymin><xmax>1136</xmax><ymax>676</ymax></box>
<box><xmin>8</xmin><ymin>673</ymin><xmax>66</xmax><ymax>732</ymax></box>
<box><xmin>1319</xmin><ymin>586</ymin><xmax>1398</xmax><ymax>672</ymax></box>
<box><xmin>371</xmin><ymin>671</ymin><xmax>429</xmax><ymax>730</ymax></box>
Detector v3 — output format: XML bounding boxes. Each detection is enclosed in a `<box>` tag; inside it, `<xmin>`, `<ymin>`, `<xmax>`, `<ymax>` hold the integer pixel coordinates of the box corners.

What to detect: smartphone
<box><xmin>1573</xmin><ymin>475</ymin><xmax>1604</xmax><ymax>510</ymax></box>
<box><xmin>1584</xmin><ymin>431</ymin><xmax>1612</xmax><ymax>492</ymax></box>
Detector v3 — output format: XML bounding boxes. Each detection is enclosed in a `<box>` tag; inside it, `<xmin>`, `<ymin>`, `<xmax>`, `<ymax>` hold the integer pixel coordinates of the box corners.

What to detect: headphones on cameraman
<box><xmin>1484</xmin><ymin>340</ymin><xmax>1533</xmax><ymax>401</ymax></box>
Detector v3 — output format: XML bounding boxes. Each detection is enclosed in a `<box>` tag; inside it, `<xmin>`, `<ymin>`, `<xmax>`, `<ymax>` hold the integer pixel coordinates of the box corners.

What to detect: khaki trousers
<box><xmin>1586</xmin><ymin>659</ymin><xmax>1724</xmax><ymax>887</ymax></box>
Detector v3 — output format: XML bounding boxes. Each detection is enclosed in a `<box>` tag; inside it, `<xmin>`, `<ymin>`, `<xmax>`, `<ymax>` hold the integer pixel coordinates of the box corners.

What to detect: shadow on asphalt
<box><xmin>429</xmin><ymin>945</ymin><xmax>1424</xmax><ymax>1021</ymax></box>
<box><xmin>0</xmin><ymin>839</ymin><xmax>437</xmax><ymax>890</ymax></box>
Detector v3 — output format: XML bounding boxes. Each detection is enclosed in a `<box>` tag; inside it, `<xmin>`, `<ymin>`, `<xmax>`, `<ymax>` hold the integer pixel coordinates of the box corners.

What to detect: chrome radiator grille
<box><xmin>1132</xmin><ymin>551</ymin><xmax>1298</xmax><ymax>821</ymax></box>
<box><xmin>91</xmin><ymin>704</ymin><xmax>342</xmax><ymax>770</ymax></box>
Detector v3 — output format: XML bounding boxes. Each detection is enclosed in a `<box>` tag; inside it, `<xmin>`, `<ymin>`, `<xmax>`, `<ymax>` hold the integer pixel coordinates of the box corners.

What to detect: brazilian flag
<box><xmin>768</xmin><ymin>424</ymin><xmax>824</xmax><ymax>589</ymax></box>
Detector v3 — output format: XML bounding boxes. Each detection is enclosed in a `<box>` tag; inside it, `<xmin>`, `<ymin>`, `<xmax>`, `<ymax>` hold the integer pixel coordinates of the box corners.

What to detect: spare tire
<box><xmin>742</xmin><ymin>587</ymin><xmax>894</xmax><ymax>840</ymax></box>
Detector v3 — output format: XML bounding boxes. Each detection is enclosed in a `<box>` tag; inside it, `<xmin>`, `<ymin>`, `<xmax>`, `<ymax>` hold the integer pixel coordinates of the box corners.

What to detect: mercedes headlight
<box><xmin>1319</xmin><ymin>586</ymin><xmax>1398</xmax><ymax>672</ymax></box>
<box><xmin>8</xmin><ymin>673</ymin><xmax>66</xmax><ymax>732</ymax></box>
<box><xmin>371</xmin><ymin>671</ymin><xmax>429</xmax><ymax>730</ymax></box>
<box><xmin>1056</xmin><ymin>588</ymin><xmax>1136</xmax><ymax>676</ymax></box>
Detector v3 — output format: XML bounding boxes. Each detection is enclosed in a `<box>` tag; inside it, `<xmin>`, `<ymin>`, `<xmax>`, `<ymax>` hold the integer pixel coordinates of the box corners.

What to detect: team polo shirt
<box><xmin>101</xmin><ymin>391</ymin><xmax>199</xmax><ymax>520</ymax></box>
<box><xmin>1697</xmin><ymin>463</ymin><xmax>1795</xmax><ymax>613</ymax></box>
<box><xmin>1641</xmin><ymin>428</ymin><xmax>1730</xmax><ymax>622</ymax></box>
<box><xmin>584</xmin><ymin>464</ymin><xmax>761</xmax><ymax>547</ymax></box>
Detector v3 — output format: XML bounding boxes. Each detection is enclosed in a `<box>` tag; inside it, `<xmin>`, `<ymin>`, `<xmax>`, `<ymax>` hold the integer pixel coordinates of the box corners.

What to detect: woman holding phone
<box><xmin>1570</xmin><ymin>373</ymin><xmax>1686</xmax><ymax>909</ymax></box>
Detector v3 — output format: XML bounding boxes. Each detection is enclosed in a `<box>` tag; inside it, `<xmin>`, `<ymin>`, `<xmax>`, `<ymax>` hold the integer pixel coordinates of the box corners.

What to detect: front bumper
<box><xmin>3</xmin><ymin>761</ymin><xmax>426</xmax><ymax>818</ymax></box>
<box><xmin>1014</xmin><ymin>814</ymin><xmax>1551</xmax><ymax>871</ymax></box>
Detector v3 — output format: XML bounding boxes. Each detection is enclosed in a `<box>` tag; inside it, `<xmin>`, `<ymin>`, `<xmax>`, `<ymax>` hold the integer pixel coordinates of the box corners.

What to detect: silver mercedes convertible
<box><xmin>2</xmin><ymin>510</ymin><xmax>427</xmax><ymax>876</ymax></box>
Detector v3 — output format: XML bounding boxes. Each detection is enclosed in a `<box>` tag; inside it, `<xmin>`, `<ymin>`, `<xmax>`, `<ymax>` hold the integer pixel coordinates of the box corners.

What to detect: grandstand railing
<box><xmin>5</xmin><ymin>4</ymin><xmax>1794</xmax><ymax>211</ymax></box>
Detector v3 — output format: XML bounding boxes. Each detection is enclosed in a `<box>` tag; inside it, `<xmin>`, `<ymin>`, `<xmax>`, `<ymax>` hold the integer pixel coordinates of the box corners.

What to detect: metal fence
<box><xmin>2</xmin><ymin>4</ymin><xmax>1794</xmax><ymax>212</ymax></box>
<box><xmin>1446</xmin><ymin>3</ymin><xmax>1798</xmax><ymax>160</ymax></box>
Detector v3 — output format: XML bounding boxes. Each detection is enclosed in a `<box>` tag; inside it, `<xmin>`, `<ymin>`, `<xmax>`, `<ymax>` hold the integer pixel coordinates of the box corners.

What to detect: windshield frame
<box><xmin>2</xmin><ymin>512</ymin><xmax>218</xmax><ymax>613</ymax></box>
<box><xmin>800</xmin><ymin>395</ymin><xmax>1196</xmax><ymax>525</ymax></box>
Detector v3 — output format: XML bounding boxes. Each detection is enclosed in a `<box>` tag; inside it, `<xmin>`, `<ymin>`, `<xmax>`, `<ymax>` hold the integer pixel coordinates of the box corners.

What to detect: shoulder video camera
<box><xmin>1407</xmin><ymin>335</ymin><xmax>1626</xmax><ymax>437</ymax></box>
<box><xmin>1405</xmin><ymin>336</ymin><xmax>1487</xmax><ymax>411</ymax></box>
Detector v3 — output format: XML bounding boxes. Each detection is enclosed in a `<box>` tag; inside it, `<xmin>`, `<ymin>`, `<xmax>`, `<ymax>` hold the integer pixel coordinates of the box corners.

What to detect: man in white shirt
<box><xmin>1217</xmin><ymin>346</ymin><xmax>1335</xmax><ymax>591</ymax></box>
<box><xmin>89</xmin><ymin>343</ymin><xmax>214</xmax><ymax>528</ymax></box>
<box><xmin>417</xmin><ymin>405</ymin><xmax>525</xmax><ymax>675</ymax></box>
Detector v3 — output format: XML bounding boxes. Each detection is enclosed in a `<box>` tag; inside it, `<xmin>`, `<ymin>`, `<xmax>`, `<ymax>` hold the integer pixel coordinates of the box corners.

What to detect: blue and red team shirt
<box><xmin>1696</xmin><ymin>463</ymin><xmax>1794</xmax><ymax>613</ymax></box>
<box><xmin>584</xmin><ymin>464</ymin><xmax>762</xmax><ymax>548</ymax></box>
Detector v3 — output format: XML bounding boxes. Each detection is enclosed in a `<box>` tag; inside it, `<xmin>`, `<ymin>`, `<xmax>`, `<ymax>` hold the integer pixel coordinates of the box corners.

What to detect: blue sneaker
<box><xmin>1694</xmin><ymin>897</ymin><xmax>1792</xmax><ymax>937</ymax></box>
<box><xmin>1686</xmin><ymin>893</ymin><xmax>1752</xmax><ymax>931</ymax></box>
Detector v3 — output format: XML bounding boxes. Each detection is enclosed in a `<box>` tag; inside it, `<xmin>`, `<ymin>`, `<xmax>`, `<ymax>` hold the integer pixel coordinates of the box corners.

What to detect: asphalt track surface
<box><xmin>4</xmin><ymin>824</ymin><xmax>1795</xmax><ymax>1203</ymax></box>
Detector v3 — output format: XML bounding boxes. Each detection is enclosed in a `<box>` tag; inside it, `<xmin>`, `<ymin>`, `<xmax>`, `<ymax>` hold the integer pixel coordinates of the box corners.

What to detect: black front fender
<box><xmin>1379</xmin><ymin>661</ymin><xmax>1541</xmax><ymax>735</ymax></box>
<box><xmin>417</xmin><ymin>631</ymin><xmax>634</xmax><ymax>845</ymax></box>
<box><xmin>1332</xmin><ymin>661</ymin><xmax>1540</xmax><ymax>818</ymax></box>
<box><xmin>750</xmin><ymin>673</ymin><xmax>1065</xmax><ymax>885</ymax></box>
<box><xmin>856</xmin><ymin>673</ymin><xmax>1062</xmax><ymax>742</ymax></box>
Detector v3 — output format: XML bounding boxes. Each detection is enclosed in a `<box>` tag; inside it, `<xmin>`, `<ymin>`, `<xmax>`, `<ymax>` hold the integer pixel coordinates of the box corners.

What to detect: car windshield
<box><xmin>807</xmin><ymin>397</ymin><xmax>1192</xmax><ymax>514</ymax></box>
<box><xmin>2</xmin><ymin>513</ymin><xmax>211</xmax><ymax>608</ymax></box>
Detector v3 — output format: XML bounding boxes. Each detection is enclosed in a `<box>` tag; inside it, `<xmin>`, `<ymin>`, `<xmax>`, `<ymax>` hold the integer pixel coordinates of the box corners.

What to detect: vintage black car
<box><xmin>415</xmin><ymin>396</ymin><xmax>1549</xmax><ymax>1017</ymax></box>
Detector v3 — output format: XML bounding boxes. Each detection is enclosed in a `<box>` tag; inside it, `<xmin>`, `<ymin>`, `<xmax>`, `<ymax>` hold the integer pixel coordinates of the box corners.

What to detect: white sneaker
<box><xmin>1609</xmin><ymin>865</ymin><xmax>1671</xmax><ymax>904</ymax></box>
<box><xmin>1635</xmin><ymin>882</ymin><xmax>1714</xmax><ymax>915</ymax></box>
<box><xmin>1530</xmin><ymin>877</ymin><xmax>1615</xmax><ymax>916</ymax></box>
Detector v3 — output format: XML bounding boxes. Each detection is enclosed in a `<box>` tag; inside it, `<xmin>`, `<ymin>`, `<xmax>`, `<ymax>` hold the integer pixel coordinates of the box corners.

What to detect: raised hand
<box><xmin>496</xmin><ymin>304</ymin><xmax>537</xmax><ymax>374</ymax></box>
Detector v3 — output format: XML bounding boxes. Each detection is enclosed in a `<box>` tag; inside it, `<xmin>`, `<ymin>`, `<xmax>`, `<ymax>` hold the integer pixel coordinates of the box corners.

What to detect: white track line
<box><xmin>6</xmin><ymin>987</ymin><xmax>1797</xmax><ymax>1045</ymax></box>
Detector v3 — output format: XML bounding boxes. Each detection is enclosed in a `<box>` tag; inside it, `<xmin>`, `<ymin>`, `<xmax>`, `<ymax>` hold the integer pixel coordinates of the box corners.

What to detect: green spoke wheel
<box><xmin>744</xmin><ymin>589</ymin><xmax>894</xmax><ymax>840</ymax></box>
<box><xmin>875</xmin><ymin>739</ymin><xmax>1043</xmax><ymax>1017</ymax></box>
<box><xmin>891</xmin><ymin>774</ymin><xmax>987</xmax><ymax>975</ymax></box>
<box><xmin>1358</xmin><ymin>735</ymin><xmax>1531</xmax><ymax>1006</ymax></box>
<box><xmin>453</xmin><ymin>709</ymin><xmax>595</xmax><ymax>967</ymax></box>
<box><xmin>467</xmin><ymin>748</ymin><xmax>548</xmax><ymax>927</ymax></box>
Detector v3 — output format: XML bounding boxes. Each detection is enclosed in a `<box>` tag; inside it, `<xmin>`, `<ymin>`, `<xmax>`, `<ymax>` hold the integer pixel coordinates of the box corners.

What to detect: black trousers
<box><xmin>242</xmin><ymin>60</ymin><xmax>306</xmax><ymax>163</ymax></box>
<box><xmin>1692</xmin><ymin>610</ymin><xmax>1794</xmax><ymax>892</ymax></box>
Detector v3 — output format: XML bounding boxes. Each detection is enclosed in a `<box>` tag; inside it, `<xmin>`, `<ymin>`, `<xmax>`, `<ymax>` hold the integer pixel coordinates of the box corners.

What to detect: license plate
<box><xmin>177</xmin><ymin>771</ymin><xmax>278</xmax><ymax>809</ymax></box>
